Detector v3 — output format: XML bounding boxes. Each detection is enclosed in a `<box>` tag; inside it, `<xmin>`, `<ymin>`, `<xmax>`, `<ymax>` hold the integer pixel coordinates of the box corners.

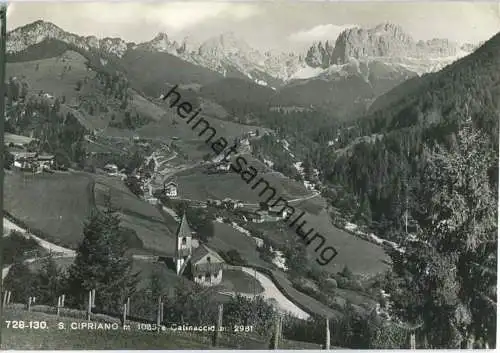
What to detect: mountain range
<box><xmin>5</xmin><ymin>20</ymin><xmax>481</xmax><ymax>117</ymax></box>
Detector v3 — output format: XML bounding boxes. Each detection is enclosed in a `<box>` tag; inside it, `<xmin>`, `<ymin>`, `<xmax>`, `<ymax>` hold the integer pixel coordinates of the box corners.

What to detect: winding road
<box><xmin>2</xmin><ymin>217</ymin><xmax>310</xmax><ymax>320</ymax></box>
<box><xmin>221</xmin><ymin>267</ymin><xmax>310</xmax><ymax>320</ymax></box>
<box><xmin>3</xmin><ymin>142</ymin><xmax>316</xmax><ymax>319</ymax></box>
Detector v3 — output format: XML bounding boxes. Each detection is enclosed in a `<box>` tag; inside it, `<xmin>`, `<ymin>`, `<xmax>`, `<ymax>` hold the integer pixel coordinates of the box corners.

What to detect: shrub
<box><xmin>325</xmin><ymin>278</ymin><xmax>338</xmax><ymax>290</ymax></box>
<box><xmin>220</xmin><ymin>249</ymin><xmax>247</xmax><ymax>266</ymax></box>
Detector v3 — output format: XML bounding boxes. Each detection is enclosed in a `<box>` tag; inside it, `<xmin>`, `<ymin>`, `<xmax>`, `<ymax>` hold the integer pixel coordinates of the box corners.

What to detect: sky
<box><xmin>5</xmin><ymin>1</ymin><xmax>500</xmax><ymax>52</ymax></box>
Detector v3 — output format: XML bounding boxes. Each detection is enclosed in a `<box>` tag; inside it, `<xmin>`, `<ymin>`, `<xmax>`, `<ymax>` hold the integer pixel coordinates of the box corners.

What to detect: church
<box><xmin>173</xmin><ymin>213</ymin><xmax>225</xmax><ymax>286</ymax></box>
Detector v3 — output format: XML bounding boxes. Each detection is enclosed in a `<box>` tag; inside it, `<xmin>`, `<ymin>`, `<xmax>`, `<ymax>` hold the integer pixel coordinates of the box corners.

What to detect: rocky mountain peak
<box><xmin>7</xmin><ymin>20</ymin><xmax>128</xmax><ymax>57</ymax></box>
<box><xmin>135</xmin><ymin>31</ymin><xmax>182</xmax><ymax>55</ymax></box>
<box><xmin>198</xmin><ymin>31</ymin><xmax>253</xmax><ymax>57</ymax></box>
<box><xmin>153</xmin><ymin>32</ymin><xmax>169</xmax><ymax>41</ymax></box>
<box><xmin>331</xmin><ymin>23</ymin><xmax>415</xmax><ymax>65</ymax></box>
<box><xmin>305</xmin><ymin>22</ymin><xmax>476</xmax><ymax>69</ymax></box>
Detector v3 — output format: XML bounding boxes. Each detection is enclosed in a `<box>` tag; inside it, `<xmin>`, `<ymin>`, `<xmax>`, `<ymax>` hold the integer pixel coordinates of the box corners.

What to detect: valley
<box><xmin>1</xmin><ymin>6</ymin><xmax>498</xmax><ymax>349</ymax></box>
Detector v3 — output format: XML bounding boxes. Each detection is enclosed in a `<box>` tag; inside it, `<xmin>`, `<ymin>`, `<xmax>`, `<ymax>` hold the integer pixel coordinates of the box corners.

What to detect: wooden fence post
<box><xmin>27</xmin><ymin>297</ymin><xmax>32</xmax><ymax>311</ymax></box>
<box><xmin>466</xmin><ymin>333</ymin><xmax>475</xmax><ymax>349</ymax></box>
<box><xmin>91</xmin><ymin>289</ymin><xmax>96</xmax><ymax>308</ymax></box>
<box><xmin>156</xmin><ymin>296</ymin><xmax>162</xmax><ymax>331</ymax></box>
<box><xmin>212</xmin><ymin>303</ymin><xmax>224</xmax><ymax>347</ymax></box>
<box><xmin>6</xmin><ymin>291</ymin><xmax>11</xmax><ymax>305</ymax></box>
<box><xmin>57</xmin><ymin>296</ymin><xmax>61</xmax><ymax>316</ymax></box>
<box><xmin>325</xmin><ymin>317</ymin><xmax>330</xmax><ymax>350</ymax></box>
<box><xmin>87</xmin><ymin>290</ymin><xmax>92</xmax><ymax>321</ymax></box>
<box><xmin>122</xmin><ymin>303</ymin><xmax>127</xmax><ymax>328</ymax></box>
<box><xmin>272</xmin><ymin>312</ymin><xmax>281</xmax><ymax>349</ymax></box>
<box><xmin>126</xmin><ymin>297</ymin><xmax>130</xmax><ymax>316</ymax></box>
<box><xmin>2</xmin><ymin>291</ymin><xmax>7</xmax><ymax>307</ymax></box>
<box><xmin>410</xmin><ymin>332</ymin><xmax>416</xmax><ymax>349</ymax></box>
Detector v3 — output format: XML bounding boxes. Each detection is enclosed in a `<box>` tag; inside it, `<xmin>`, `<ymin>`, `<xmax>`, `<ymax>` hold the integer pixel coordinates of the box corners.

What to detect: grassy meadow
<box><xmin>1</xmin><ymin>307</ymin><xmax>323</xmax><ymax>350</ymax></box>
<box><xmin>4</xmin><ymin>170</ymin><xmax>95</xmax><ymax>248</ymax></box>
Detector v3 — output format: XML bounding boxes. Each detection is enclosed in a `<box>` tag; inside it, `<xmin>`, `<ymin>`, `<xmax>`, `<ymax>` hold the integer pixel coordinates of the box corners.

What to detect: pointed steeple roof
<box><xmin>176</xmin><ymin>212</ymin><xmax>192</xmax><ymax>238</ymax></box>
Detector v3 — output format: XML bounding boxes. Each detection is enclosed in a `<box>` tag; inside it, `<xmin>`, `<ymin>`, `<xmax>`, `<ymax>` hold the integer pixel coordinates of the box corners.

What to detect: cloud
<box><xmin>6</xmin><ymin>1</ymin><xmax>260</xmax><ymax>41</ymax></box>
<box><xmin>61</xmin><ymin>2</ymin><xmax>259</xmax><ymax>33</ymax></box>
<box><xmin>289</xmin><ymin>24</ymin><xmax>358</xmax><ymax>43</ymax></box>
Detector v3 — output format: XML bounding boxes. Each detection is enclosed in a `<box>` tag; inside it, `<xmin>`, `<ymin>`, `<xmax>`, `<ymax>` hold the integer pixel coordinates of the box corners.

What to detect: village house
<box><xmin>215</xmin><ymin>162</ymin><xmax>231</xmax><ymax>172</ymax></box>
<box><xmin>11</xmin><ymin>151</ymin><xmax>38</xmax><ymax>170</ymax></box>
<box><xmin>251</xmin><ymin>204</ymin><xmax>291</xmax><ymax>223</ymax></box>
<box><xmin>222</xmin><ymin>198</ymin><xmax>244</xmax><ymax>210</ymax></box>
<box><xmin>207</xmin><ymin>199</ymin><xmax>223</xmax><ymax>207</ymax></box>
<box><xmin>163</xmin><ymin>181</ymin><xmax>178</xmax><ymax>197</ymax></box>
<box><xmin>104</xmin><ymin>164</ymin><xmax>119</xmax><ymax>174</ymax></box>
<box><xmin>191</xmin><ymin>245</ymin><xmax>225</xmax><ymax>286</ymax></box>
<box><xmin>268</xmin><ymin>204</ymin><xmax>292</xmax><ymax>220</ymax></box>
<box><xmin>173</xmin><ymin>214</ymin><xmax>225</xmax><ymax>286</ymax></box>
<box><xmin>37</xmin><ymin>154</ymin><xmax>55</xmax><ymax>169</ymax></box>
<box><xmin>251</xmin><ymin>209</ymin><xmax>267</xmax><ymax>223</ymax></box>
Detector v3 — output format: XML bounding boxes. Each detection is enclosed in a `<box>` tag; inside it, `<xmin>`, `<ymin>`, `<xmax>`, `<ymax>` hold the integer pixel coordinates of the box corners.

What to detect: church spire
<box><xmin>175</xmin><ymin>212</ymin><xmax>193</xmax><ymax>275</ymax></box>
<box><xmin>176</xmin><ymin>212</ymin><xmax>192</xmax><ymax>238</ymax></box>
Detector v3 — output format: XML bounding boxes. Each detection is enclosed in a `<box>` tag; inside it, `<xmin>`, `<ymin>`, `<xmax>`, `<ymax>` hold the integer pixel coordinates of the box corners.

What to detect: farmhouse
<box><xmin>222</xmin><ymin>198</ymin><xmax>244</xmax><ymax>210</ymax></box>
<box><xmin>11</xmin><ymin>151</ymin><xmax>37</xmax><ymax>170</ymax></box>
<box><xmin>104</xmin><ymin>164</ymin><xmax>119</xmax><ymax>174</ymax></box>
<box><xmin>215</xmin><ymin>162</ymin><xmax>231</xmax><ymax>172</ymax></box>
<box><xmin>163</xmin><ymin>182</ymin><xmax>178</xmax><ymax>197</ymax></box>
<box><xmin>268</xmin><ymin>205</ymin><xmax>292</xmax><ymax>220</ymax></box>
<box><xmin>37</xmin><ymin>154</ymin><xmax>55</xmax><ymax>170</ymax></box>
<box><xmin>251</xmin><ymin>209</ymin><xmax>267</xmax><ymax>223</ymax></box>
<box><xmin>251</xmin><ymin>205</ymin><xmax>290</xmax><ymax>223</ymax></box>
<box><xmin>191</xmin><ymin>244</ymin><xmax>225</xmax><ymax>286</ymax></box>
<box><xmin>174</xmin><ymin>214</ymin><xmax>225</xmax><ymax>286</ymax></box>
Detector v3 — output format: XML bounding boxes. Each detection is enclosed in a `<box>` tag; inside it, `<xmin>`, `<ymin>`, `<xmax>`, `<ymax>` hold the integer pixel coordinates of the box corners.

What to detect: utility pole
<box><xmin>0</xmin><ymin>3</ymin><xmax>7</xmax><ymax>348</ymax></box>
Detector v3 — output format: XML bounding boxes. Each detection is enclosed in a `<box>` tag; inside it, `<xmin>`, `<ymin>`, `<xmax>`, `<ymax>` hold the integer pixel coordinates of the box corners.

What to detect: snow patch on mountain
<box><xmin>290</xmin><ymin>65</ymin><xmax>325</xmax><ymax>80</ymax></box>
<box><xmin>302</xmin><ymin>23</ymin><xmax>477</xmax><ymax>79</ymax></box>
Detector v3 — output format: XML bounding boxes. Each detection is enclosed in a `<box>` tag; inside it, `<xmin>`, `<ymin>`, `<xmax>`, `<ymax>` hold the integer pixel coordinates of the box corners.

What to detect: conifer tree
<box><xmin>36</xmin><ymin>254</ymin><xmax>65</xmax><ymax>305</ymax></box>
<box><xmin>3</xmin><ymin>261</ymin><xmax>39</xmax><ymax>304</ymax></box>
<box><xmin>66</xmin><ymin>205</ymin><xmax>139</xmax><ymax>313</ymax></box>
<box><xmin>388</xmin><ymin>126</ymin><xmax>497</xmax><ymax>348</ymax></box>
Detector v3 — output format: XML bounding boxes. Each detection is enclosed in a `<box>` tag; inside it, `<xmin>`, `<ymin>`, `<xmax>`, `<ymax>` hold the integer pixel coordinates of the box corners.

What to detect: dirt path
<box><xmin>1</xmin><ymin>219</ymin><xmax>154</xmax><ymax>280</ymax></box>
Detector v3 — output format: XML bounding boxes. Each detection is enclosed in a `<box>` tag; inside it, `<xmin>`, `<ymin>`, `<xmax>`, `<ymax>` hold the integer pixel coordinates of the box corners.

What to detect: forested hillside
<box><xmin>261</xmin><ymin>32</ymin><xmax>500</xmax><ymax>241</ymax></box>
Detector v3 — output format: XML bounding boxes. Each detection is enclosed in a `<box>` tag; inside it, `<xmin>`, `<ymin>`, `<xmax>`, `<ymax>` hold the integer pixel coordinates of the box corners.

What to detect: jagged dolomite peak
<box><xmin>305</xmin><ymin>23</ymin><xmax>476</xmax><ymax>70</ymax></box>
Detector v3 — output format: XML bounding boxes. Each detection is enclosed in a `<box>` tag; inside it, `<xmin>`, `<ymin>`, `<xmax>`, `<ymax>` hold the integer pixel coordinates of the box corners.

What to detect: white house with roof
<box><xmin>163</xmin><ymin>181</ymin><xmax>178</xmax><ymax>197</ymax></box>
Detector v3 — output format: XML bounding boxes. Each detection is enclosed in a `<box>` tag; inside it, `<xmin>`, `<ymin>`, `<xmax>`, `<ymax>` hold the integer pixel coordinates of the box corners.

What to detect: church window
<box><xmin>181</xmin><ymin>237</ymin><xmax>187</xmax><ymax>245</ymax></box>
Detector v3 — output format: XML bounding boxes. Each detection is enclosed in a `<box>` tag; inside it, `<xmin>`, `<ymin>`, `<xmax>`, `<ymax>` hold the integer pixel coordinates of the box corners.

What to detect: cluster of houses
<box><xmin>5</xmin><ymin>133</ymin><xmax>55</xmax><ymax>173</ymax></box>
<box><xmin>250</xmin><ymin>205</ymin><xmax>292</xmax><ymax>223</ymax></box>
<box><xmin>206</xmin><ymin>198</ymin><xmax>292</xmax><ymax>224</ymax></box>
<box><xmin>205</xmin><ymin>161</ymin><xmax>231</xmax><ymax>174</ymax></box>
<box><xmin>10</xmin><ymin>151</ymin><xmax>55</xmax><ymax>173</ymax></box>
<box><xmin>207</xmin><ymin>198</ymin><xmax>244</xmax><ymax>210</ymax></box>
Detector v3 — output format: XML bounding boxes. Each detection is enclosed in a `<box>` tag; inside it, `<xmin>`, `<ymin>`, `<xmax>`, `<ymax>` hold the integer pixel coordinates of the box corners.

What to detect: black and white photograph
<box><xmin>0</xmin><ymin>1</ymin><xmax>498</xmax><ymax>349</ymax></box>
